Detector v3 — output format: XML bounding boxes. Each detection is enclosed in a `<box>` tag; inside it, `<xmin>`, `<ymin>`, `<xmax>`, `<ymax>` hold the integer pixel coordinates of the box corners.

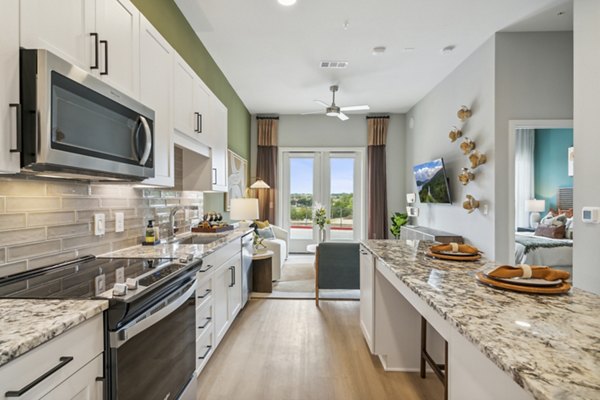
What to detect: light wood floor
<box><xmin>197</xmin><ymin>299</ymin><xmax>443</xmax><ymax>400</ymax></box>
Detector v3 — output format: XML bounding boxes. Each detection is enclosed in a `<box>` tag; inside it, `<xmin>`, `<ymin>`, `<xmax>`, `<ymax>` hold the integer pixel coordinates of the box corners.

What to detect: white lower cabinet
<box><xmin>195</xmin><ymin>240</ymin><xmax>243</xmax><ymax>375</ymax></box>
<box><xmin>0</xmin><ymin>315</ymin><xmax>104</xmax><ymax>400</ymax></box>
<box><xmin>359</xmin><ymin>245</ymin><xmax>375</xmax><ymax>353</ymax></box>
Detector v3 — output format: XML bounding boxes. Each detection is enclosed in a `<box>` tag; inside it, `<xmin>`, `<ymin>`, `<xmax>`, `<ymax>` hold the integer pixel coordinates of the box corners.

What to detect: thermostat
<box><xmin>582</xmin><ymin>207</ymin><xmax>600</xmax><ymax>224</ymax></box>
<box><xmin>406</xmin><ymin>193</ymin><xmax>416</xmax><ymax>203</ymax></box>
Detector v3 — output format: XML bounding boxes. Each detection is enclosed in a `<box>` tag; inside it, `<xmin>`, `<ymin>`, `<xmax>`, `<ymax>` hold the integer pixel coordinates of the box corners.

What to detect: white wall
<box><xmin>494</xmin><ymin>31</ymin><xmax>574</xmax><ymax>263</ymax></box>
<box><xmin>573</xmin><ymin>0</ymin><xmax>600</xmax><ymax>294</ymax></box>
<box><xmin>250</xmin><ymin>114</ymin><xmax>407</xmax><ymax>233</ymax></box>
<box><xmin>405</xmin><ymin>37</ymin><xmax>497</xmax><ymax>256</ymax></box>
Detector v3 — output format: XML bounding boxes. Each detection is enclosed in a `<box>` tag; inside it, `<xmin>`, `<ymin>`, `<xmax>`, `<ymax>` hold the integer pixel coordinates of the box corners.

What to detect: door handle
<box><xmin>9</xmin><ymin>104</ymin><xmax>21</xmax><ymax>153</ymax></box>
<box><xmin>5</xmin><ymin>357</ymin><xmax>74</xmax><ymax>397</ymax></box>
<box><xmin>197</xmin><ymin>113</ymin><xmax>202</xmax><ymax>133</ymax></box>
<box><xmin>90</xmin><ymin>33</ymin><xmax>99</xmax><ymax>69</ymax></box>
<box><xmin>100</xmin><ymin>39</ymin><xmax>108</xmax><ymax>75</ymax></box>
<box><xmin>193</xmin><ymin>112</ymin><xmax>199</xmax><ymax>132</ymax></box>
<box><xmin>229</xmin><ymin>266</ymin><xmax>235</xmax><ymax>287</ymax></box>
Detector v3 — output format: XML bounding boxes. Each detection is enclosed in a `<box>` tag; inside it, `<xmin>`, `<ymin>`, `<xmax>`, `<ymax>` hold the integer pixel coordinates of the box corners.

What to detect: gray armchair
<box><xmin>314</xmin><ymin>242</ymin><xmax>360</xmax><ymax>306</ymax></box>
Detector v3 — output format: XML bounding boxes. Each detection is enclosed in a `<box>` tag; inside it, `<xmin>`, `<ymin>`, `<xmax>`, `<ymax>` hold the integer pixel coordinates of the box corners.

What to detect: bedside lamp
<box><xmin>230</xmin><ymin>198</ymin><xmax>259</xmax><ymax>229</ymax></box>
<box><xmin>526</xmin><ymin>199</ymin><xmax>546</xmax><ymax>229</ymax></box>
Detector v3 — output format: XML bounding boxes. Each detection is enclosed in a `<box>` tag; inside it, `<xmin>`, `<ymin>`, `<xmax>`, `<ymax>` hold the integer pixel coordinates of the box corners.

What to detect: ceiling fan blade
<box><xmin>340</xmin><ymin>105</ymin><xmax>370</xmax><ymax>112</ymax></box>
<box><xmin>301</xmin><ymin>111</ymin><xmax>324</xmax><ymax>115</ymax></box>
<box><xmin>337</xmin><ymin>112</ymin><xmax>349</xmax><ymax>121</ymax></box>
<box><xmin>314</xmin><ymin>100</ymin><xmax>330</xmax><ymax>107</ymax></box>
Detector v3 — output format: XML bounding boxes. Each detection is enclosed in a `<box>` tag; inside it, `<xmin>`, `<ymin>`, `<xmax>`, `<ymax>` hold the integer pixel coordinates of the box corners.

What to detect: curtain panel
<box><xmin>256</xmin><ymin>118</ymin><xmax>278</xmax><ymax>223</ymax></box>
<box><xmin>515</xmin><ymin>128</ymin><xmax>535</xmax><ymax>228</ymax></box>
<box><xmin>367</xmin><ymin>117</ymin><xmax>389</xmax><ymax>239</ymax></box>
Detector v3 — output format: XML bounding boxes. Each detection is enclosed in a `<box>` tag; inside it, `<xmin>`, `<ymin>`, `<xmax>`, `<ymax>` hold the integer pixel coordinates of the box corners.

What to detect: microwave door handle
<box><xmin>138</xmin><ymin>115</ymin><xmax>152</xmax><ymax>166</ymax></box>
<box><xmin>110</xmin><ymin>280</ymin><xmax>197</xmax><ymax>348</ymax></box>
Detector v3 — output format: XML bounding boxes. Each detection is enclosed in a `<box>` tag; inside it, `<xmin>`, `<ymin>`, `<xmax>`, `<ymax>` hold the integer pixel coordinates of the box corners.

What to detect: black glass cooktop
<box><xmin>0</xmin><ymin>256</ymin><xmax>174</xmax><ymax>300</ymax></box>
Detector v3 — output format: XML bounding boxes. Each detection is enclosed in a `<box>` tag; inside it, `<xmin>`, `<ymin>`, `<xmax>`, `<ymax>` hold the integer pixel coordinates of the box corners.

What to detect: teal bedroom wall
<box><xmin>132</xmin><ymin>0</ymin><xmax>251</xmax><ymax>161</ymax></box>
<box><xmin>534</xmin><ymin>128</ymin><xmax>573</xmax><ymax>214</ymax></box>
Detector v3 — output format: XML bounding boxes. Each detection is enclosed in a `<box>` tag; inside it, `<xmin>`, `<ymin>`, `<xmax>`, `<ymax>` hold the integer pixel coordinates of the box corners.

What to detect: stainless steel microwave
<box><xmin>19</xmin><ymin>49</ymin><xmax>155</xmax><ymax>181</ymax></box>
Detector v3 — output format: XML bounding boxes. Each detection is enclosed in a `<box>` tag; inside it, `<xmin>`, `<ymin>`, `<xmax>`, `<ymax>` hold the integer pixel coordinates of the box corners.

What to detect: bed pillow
<box><xmin>540</xmin><ymin>213</ymin><xmax>567</xmax><ymax>227</ymax></box>
<box><xmin>535</xmin><ymin>224</ymin><xmax>566</xmax><ymax>239</ymax></box>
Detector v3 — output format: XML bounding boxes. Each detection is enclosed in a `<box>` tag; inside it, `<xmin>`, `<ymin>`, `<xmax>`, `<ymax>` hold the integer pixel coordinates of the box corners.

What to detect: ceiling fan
<box><xmin>302</xmin><ymin>85</ymin><xmax>370</xmax><ymax>121</ymax></box>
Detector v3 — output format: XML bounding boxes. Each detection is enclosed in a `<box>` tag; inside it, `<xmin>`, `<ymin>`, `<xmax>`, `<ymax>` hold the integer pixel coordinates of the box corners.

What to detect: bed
<box><xmin>515</xmin><ymin>232</ymin><xmax>572</xmax><ymax>268</ymax></box>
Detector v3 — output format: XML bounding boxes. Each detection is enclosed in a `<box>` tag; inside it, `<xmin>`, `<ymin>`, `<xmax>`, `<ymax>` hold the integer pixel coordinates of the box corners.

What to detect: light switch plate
<box><xmin>115</xmin><ymin>267</ymin><xmax>125</xmax><ymax>284</ymax></box>
<box><xmin>94</xmin><ymin>213</ymin><xmax>105</xmax><ymax>236</ymax></box>
<box><xmin>115</xmin><ymin>212</ymin><xmax>125</xmax><ymax>232</ymax></box>
<box><xmin>94</xmin><ymin>274</ymin><xmax>106</xmax><ymax>295</ymax></box>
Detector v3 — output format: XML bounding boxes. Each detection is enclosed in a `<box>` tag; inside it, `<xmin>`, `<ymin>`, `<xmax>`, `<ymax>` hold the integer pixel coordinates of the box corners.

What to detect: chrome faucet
<box><xmin>169</xmin><ymin>206</ymin><xmax>186</xmax><ymax>239</ymax></box>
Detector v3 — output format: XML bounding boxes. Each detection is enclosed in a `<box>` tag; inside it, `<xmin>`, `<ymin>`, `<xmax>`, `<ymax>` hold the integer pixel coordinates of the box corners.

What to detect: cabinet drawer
<box><xmin>0</xmin><ymin>315</ymin><xmax>103</xmax><ymax>400</ymax></box>
<box><xmin>196</xmin><ymin>278</ymin><xmax>212</xmax><ymax>307</ymax></box>
<box><xmin>201</xmin><ymin>240</ymin><xmax>240</xmax><ymax>273</ymax></box>
<box><xmin>196</xmin><ymin>301</ymin><xmax>213</xmax><ymax>335</ymax></box>
<box><xmin>195</xmin><ymin>328</ymin><xmax>213</xmax><ymax>373</ymax></box>
<box><xmin>40</xmin><ymin>354</ymin><xmax>103</xmax><ymax>400</ymax></box>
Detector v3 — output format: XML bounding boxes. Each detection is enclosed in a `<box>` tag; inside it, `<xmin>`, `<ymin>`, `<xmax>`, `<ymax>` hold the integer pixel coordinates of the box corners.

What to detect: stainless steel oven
<box><xmin>19</xmin><ymin>49</ymin><xmax>155</xmax><ymax>181</ymax></box>
<box><xmin>107</xmin><ymin>269</ymin><xmax>198</xmax><ymax>400</ymax></box>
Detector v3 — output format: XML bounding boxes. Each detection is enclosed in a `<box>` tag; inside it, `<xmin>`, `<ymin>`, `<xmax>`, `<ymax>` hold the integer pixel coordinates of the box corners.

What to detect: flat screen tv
<box><xmin>413</xmin><ymin>158</ymin><xmax>452</xmax><ymax>204</ymax></box>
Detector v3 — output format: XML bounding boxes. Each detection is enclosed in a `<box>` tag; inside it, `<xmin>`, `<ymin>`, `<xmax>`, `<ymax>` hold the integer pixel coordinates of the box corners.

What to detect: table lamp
<box><xmin>230</xmin><ymin>198</ymin><xmax>259</xmax><ymax>229</ymax></box>
<box><xmin>526</xmin><ymin>199</ymin><xmax>546</xmax><ymax>229</ymax></box>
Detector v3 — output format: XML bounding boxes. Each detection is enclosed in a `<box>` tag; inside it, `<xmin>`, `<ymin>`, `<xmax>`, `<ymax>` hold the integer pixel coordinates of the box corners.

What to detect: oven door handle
<box><xmin>110</xmin><ymin>280</ymin><xmax>197</xmax><ymax>348</ymax></box>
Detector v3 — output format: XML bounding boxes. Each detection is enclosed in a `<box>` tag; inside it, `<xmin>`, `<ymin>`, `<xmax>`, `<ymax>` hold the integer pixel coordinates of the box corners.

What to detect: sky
<box><xmin>413</xmin><ymin>158</ymin><xmax>443</xmax><ymax>187</ymax></box>
<box><xmin>290</xmin><ymin>157</ymin><xmax>354</xmax><ymax>194</ymax></box>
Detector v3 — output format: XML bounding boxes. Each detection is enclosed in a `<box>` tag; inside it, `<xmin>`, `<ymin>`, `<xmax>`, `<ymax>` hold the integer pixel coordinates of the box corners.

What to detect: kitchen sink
<box><xmin>169</xmin><ymin>235</ymin><xmax>223</xmax><ymax>245</ymax></box>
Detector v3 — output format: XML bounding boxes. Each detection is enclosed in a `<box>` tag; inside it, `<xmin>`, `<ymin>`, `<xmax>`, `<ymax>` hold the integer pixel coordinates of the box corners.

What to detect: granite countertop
<box><xmin>362</xmin><ymin>239</ymin><xmax>600</xmax><ymax>400</ymax></box>
<box><xmin>100</xmin><ymin>228</ymin><xmax>254</xmax><ymax>260</ymax></box>
<box><xmin>0</xmin><ymin>299</ymin><xmax>108</xmax><ymax>368</ymax></box>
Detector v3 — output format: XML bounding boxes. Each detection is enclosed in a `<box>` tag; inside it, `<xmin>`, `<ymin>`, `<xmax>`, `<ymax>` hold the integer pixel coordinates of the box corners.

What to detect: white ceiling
<box><xmin>175</xmin><ymin>0</ymin><xmax>572</xmax><ymax>115</ymax></box>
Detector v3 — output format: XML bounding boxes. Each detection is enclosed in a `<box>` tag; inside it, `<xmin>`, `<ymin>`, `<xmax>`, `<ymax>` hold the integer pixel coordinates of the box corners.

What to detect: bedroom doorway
<box><xmin>509</xmin><ymin>120</ymin><xmax>574</xmax><ymax>275</ymax></box>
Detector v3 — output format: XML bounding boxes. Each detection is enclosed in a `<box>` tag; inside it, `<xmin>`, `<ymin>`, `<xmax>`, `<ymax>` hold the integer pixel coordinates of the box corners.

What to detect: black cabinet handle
<box><xmin>9</xmin><ymin>103</ymin><xmax>21</xmax><ymax>153</ymax></box>
<box><xmin>90</xmin><ymin>33</ymin><xmax>99</xmax><ymax>69</ymax></box>
<box><xmin>198</xmin><ymin>317</ymin><xmax>212</xmax><ymax>329</ymax></box>
<box><xmin>212</xmin><ymin>168</ymin><xmax>217</xmax><ymax>185</ymax></box>
<box><xmin>229</xmin><ymin>266</ymin><xmax>235</xmax><ymax>287</ymax></box>
<box><xmin>199</xmin><ymin>264</ymin><xmax>213</xmax><ymax>273</ymax></box>
<box><xmin>100</xmin><ymin>40</ymin><xmax>108</xmax><ymax>75</ymax></box>
<box><xmin>5</xmin><ymin>356</ymin><xmax>73</xmax><ymax>397</ymax></box>
<box><xmin>197</xmin><ymin>113</ymin><xmax>202</xmax><ymax>133</ymax></box>
<box><xmin>198</xmin><ymin>345</ymin><xmax>212</xmax><ymax>360</ymax></box>
<box><xmin>193</xmin><ymin>112</ymin><xmax>199</xmax><ymax>132</ymax></box>
<box><xmin>197</xmin><ymin>289</ymin><xmax>212</xmax><ymax>299</ymax></box>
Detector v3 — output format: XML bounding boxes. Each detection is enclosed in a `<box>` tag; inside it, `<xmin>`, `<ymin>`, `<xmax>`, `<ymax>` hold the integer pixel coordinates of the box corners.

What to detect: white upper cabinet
<box><xmin>0</xmin><ymin>0</ymin><xmax>20</xmax><ymax>173</ymax></box>
<box><xmin>139</xmin><ymin>17</ymin><xmax>174</xmax><ymax>187</ymax></box>
<box><xmin>210</xmin><ymin>96</ymin><xmax>228</xmax><ymax>192</ymax></box>
<box><xmin>173</xmin><ymin>54</ymin><xmax>197</xmax><ymax>138</ymax></box>
<box><xmin>194</xmin><ymin>80</ymin><xmax>211</xmax><ymax>140</ymax></box>
<box><xmin>20</xmin><ymin>0</ymin><xmax>140</xmax><ymax>98</ymax></box>
<box><xmin>20</xmin><ymin>0</ymin><xmax>96</xmax><ymax>69</ymax></box>
<box><xmin>94</xmin><ymin>0</ymin><xmax>140</xmax><ymax>97</ymax></box>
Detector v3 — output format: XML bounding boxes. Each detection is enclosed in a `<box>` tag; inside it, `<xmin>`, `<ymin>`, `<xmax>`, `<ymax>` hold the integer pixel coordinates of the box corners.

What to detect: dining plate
<box><xmin>492</xmin><ymin>276</ymin><xmax>563</xmax><ymax>287</ymax></box>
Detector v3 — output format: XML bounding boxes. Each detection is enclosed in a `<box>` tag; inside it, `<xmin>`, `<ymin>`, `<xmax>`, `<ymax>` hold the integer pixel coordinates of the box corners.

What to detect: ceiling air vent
<box><xmin>320</xmin><ymin>61</ymin><xmax>348</xmax><ymax>69</ymax></box>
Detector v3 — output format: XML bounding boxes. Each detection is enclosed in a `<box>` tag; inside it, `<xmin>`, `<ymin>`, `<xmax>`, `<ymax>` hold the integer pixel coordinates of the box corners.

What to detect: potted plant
<box><xmin>390</xmin><ymin>212</ymin><xmax>408</xmax><ymax>239</ymax></box>
<box><xmin>313</xmin><ymin>203</ymin><xmax>330</xmax><ymax>242</ymax></box>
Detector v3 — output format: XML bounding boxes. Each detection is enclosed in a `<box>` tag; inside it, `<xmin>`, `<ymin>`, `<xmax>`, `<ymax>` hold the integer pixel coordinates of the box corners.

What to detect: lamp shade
<box><xmin>250</xmin><ymin>179</ymin><xmax>270</xmax><ymax>189</ymax></box>
<box><xmin>526</xmin><ymin>199</ymin><xmax>546</xmax><ymax>212</ymax></box>
<box><xmin>230</xmin><ymin>198</ymin><xmax>259</xmax><ymax>221</ymax></box>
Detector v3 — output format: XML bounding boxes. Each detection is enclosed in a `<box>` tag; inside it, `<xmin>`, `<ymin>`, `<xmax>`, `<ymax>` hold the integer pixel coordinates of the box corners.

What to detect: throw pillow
<box><xmin>255</xmin><ymin>220</ymin><xmax>270</xmax><ymax>229</ymax></box>
<box><xmin>540</xmin><ymin>213</ymin><xmax>567</xmax><ymax>227</ymax></box>
<box><xmin>535</xmin><ymin>224</ymin><xmax>566</xmax><ymax>239</ymax></box>
<box><xmin>256</xmin><ymin>226</ymin><xmax>275</xmax><ymax>240</ymax></box>
<box><xmin>559</xmin><ymin>208</ymin><xmax>574</xmax><ymax>218</ymax></box>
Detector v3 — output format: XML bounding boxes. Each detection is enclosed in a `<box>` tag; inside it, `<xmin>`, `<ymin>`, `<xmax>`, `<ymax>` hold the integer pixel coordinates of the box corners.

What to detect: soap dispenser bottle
<box><xmin>145</xmin><ymin>220</ymin><xmax>156</xmax><ymax>244</ymax></box>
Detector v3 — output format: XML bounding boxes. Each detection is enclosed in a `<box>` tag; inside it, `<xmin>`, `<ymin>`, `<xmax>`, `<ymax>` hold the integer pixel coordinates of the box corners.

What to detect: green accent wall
<box><xmin>534</xmin><ymin>128</ymin><xmax>573</xmax><ymax>214</ymax></box>
<box><xmin>132</xmin><ymin>0</ymin><xmax>251</xmax><ymax>160</ymax></box>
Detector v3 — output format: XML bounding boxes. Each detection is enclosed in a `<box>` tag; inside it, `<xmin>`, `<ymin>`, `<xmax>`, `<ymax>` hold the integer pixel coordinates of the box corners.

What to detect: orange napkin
<box><xmin>487</xmin><ymin>265</ymin><xmax>570</xmax><ymax>281</ymax></box>
<box><xmin>430</xmin><ymin>243</ymin><xmax>479</xmax><ymax>255</ymax></box>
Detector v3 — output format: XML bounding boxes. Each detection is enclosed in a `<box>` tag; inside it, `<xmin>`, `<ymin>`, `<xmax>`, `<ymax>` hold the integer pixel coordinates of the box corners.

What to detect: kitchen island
<box><xmin>361</xmin><ymin>239</ymin><xmax>600</xmax><ymax>400</ymax></box>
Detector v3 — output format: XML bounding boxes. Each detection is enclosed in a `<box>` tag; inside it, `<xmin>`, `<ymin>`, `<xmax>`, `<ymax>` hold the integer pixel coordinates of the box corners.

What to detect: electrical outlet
<box><xmin>94</xmin><ymin>213</ymin><xmax>105</xmax><ymax>236</ymax></box>
<box><xmin>115</xmin><ymin>212</ymin><xmax>125</xmax><ymax>233</ymax></box>
<box><xmin>115</xmin><ymin>267</ymin><xmax>125</xmax><ymax>284</ymax></box>
<box><xmin>94</xmin><ymin>274</ymin><xmax>106</xmax><ymax>295</ymax></box>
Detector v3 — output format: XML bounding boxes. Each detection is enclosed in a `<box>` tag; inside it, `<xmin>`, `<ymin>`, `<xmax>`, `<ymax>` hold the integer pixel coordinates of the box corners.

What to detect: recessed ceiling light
<box><xmin>278</xmin><ymin>0</ymin><xmax>296</xmax><ymax>6</ymax></box>
<box><xmin>402</xmin><ymin>47</ymin><xmax>416</xmax><ymax>53</ymax></box>
<box><xmin>441</xmin><ymin>45</ymin><xmax>455</xmax><ymax>55</ymax></box>
<box><xmin>372</xmin><ymin>46</ymin><xmax>386</xmax><ymax>55</ymax></box>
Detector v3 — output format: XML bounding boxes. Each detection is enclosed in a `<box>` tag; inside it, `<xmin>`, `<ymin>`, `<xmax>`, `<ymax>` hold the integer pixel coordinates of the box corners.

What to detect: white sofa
<box><xmin>261</xmin><ymin>225</ymin><xmax>289</xmax><ymax>281</ymax></box>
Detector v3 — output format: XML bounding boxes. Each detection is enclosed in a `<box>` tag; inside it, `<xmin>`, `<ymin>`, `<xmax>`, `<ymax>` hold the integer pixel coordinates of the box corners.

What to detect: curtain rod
<box><xmin>256</xmin><ymin>116</ymin><xmax>279</xmax><ymax>120</ymax></box>
<box><xmin>366</xmin><ymin>115</ymin><xmax>390</xmax><ymax>119</ymax></box>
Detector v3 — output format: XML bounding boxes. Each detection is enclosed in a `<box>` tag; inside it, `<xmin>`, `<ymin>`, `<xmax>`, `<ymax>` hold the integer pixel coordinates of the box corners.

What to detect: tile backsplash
<box><xmin>0</xmin><ymin>178</ymin><xmax>203</xmax><ymax>277</ymax></box>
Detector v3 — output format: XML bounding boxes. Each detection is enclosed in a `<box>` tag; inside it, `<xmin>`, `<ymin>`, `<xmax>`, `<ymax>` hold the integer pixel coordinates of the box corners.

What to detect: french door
<box><xmin>280</xmin><ymin>149</ymin><xmax>364</xmax><ymax>253</ymax></box>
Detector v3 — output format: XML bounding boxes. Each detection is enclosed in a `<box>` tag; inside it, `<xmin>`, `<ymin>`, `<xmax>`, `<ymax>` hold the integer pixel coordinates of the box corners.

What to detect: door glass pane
<box><xmin>289</xmin><ymin>157</ymin><xmax>313</xmax><ymax>240</ymax></box>
<box><xmin>330</xmin><ymin>157</ymin><xmax>354</xmax><ymax>241</ymax></box>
